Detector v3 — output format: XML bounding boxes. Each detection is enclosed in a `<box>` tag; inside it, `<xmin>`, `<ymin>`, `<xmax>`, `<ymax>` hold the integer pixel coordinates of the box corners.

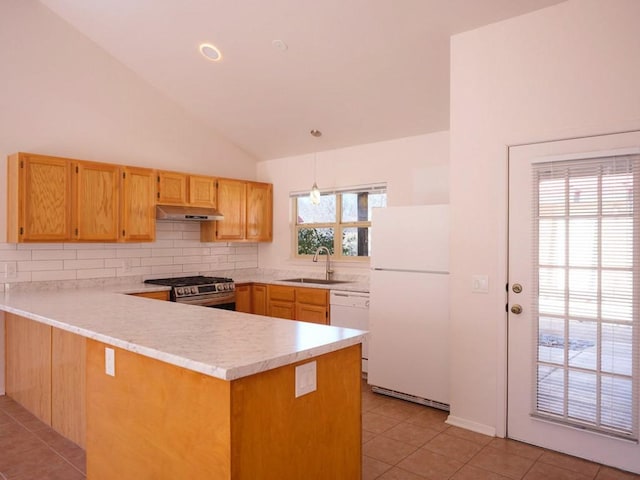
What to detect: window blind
<box><xmin>532</xmin><ymin>152</ymin><xmax>640</xmax><ymax>440</ymax></box>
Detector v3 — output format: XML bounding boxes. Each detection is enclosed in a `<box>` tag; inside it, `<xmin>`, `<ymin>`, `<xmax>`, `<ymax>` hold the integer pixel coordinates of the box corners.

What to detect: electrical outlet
<box><xmin>3</xmin><ymin>263</ymin><xmax>17</xmax><ymax>279</ymax></box>
<box><xmin>105</xmin><ymin>347</ymin><xmax>115</xmax><ymax>376</ymax></box>
<box><xmin>295</xmin><ymin>361</ymin><xmax>317</xmax><ymax>398</ymax></box>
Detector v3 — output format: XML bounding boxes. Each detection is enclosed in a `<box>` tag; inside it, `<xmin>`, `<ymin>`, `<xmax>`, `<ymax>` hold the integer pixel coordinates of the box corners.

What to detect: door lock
<box><xmin>512</xmin><ymin>283</ymin><xmax>523</xmax><ymax>294</ymax></box>
<box><xmin>510</xmin><ymin>304</ymin><xmax>523</xmax><ymax>315</ymax></box>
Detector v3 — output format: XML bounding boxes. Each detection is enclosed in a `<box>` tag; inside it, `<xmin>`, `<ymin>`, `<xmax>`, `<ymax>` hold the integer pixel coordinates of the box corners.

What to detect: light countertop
<box><xmin>0</xmin><ymin>288</ymin><xmax>366</xmax><ymax>381</ymax></box>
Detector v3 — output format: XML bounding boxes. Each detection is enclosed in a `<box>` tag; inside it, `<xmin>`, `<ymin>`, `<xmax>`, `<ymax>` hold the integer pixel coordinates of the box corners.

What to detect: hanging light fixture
<box><xmin>309</xmin><ymin>129</ymin><xmax>322</xmax><ymax>205</ymax></box>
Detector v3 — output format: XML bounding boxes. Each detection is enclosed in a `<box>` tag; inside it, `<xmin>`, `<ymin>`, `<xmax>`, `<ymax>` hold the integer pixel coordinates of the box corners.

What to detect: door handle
<box><xmin>511</xmin><ymin>304</ymin><xmax>523</xmax><ymax>315</ymax></box>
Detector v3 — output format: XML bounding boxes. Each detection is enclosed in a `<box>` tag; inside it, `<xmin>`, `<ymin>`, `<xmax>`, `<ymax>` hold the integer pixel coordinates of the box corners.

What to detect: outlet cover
<box><xmin>105</xmin><ymin>347</ymin><xmax>115</xmax><ymax>377</ymax></box>
<box><xmin>472</xmin><ymin>274</ymin><xmax>489</xmax><ymax>294</ymax></box>
<box><xmin>295</xmin><ymin>361</ymin><xmax>317</xmax><ymax>398</ymax></box>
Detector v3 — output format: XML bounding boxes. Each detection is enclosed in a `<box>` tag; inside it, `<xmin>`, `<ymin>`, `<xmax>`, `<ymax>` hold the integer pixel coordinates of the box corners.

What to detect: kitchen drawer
<box><xmin>268</xmin><ymin>285</ymin><xmax>295</xmax><ymax>302</ymax></box>
<box><xmin>296</xmin><ymin>287</ymin><xmax>328</xmax><ymax>306</ymax></box>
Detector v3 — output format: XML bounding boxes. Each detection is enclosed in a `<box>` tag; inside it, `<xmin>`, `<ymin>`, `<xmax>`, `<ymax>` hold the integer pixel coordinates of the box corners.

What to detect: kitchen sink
<box><xmin>280</xmin><ymin>278</ymin><xmax>351</xmax><ymax>285</ymax></box>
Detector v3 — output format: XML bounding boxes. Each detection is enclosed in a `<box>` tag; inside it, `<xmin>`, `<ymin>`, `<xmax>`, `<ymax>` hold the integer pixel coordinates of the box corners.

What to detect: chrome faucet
<box><xmin>312</xmin><ymin>246</ymin><xmax>334</xmax><ymax>280</ymax></box>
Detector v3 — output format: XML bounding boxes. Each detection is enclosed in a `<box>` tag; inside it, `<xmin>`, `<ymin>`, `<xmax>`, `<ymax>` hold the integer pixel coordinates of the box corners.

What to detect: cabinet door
<box><xmin>75</xmin><ymin>161</ymin><xmax>120</xmax><ymax>241</ymax></box>
<box><xmin>296</xmin><ymin>287</ymin><xmax>328</xmax><ymax>306</ymax></box>
<box><xmin>13</xmin><ymin>153</ymin><xmax>72</xmax><ymax>241</ymax></box>
<box><xmin>189</xmin><ymin>175</ymin><xmax>216</xmax><ymax>207</ymax></box>
<box><xmin>216</xmin><ymin>179</ymin><xmax>247</xmax><ymax>240</ymax></box>
<box><xmin>157</xmin><ymin>171</ymin><xmax>187</xmax><ymax>205</ymax></box>
<box><xmin>5</xmin><ymin>313</ymin><xmax>52</xmax><ymax>424</ymax></box>
<box><xmin>252</xmin><ymin>284</ymin><xmax>267</xmax><ymax>316</ymax></box>
<box><xmin>52</xmin><ymin>328</ymin><xmax>86</xmax><ymax>448</ymax></box>
<box><xmin>296</xmin><ymin>303</ymin><xmax>328</xmax><ymax>325</ymax></box>
<box><xmin>235</xmin><ymin>284</ymin><xmax>252</xmax><ymax>313</ymax></box>
<box><xmin>269</xmin><ymin>301</ymin><xmax>296</xmax><ymax>320</ymax></box>
<box><xmin>121</xmin><ymin>166</ymin><xmax>156</xmax><ymax>242</ymax></box>
<box><xmin>246</xmin><ymin>182</ymin><xmax>273</xmax><ymax>242</ymax></box>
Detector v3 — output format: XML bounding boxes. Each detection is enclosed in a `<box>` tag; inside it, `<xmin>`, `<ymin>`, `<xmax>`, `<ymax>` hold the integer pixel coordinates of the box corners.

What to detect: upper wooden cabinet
<box><xmin>200</xmin><ymin>179</ymin><xmax>272</xmax><ymax>242</ymax></box>
<box><xmin>157</xmin><ymin>171</ymin><xmax>216</xmax><ymax>208</ymax></box>
<box><xmin>7</xmin><ymin>152</ymin><xmax>269</xmax><ymax>244</ymax></box>
<box><xmin>189</xmin><ymin>175</ymin><xmax>216</xmax><ymax>207</ymax></box>
<box><xmin>7</xmin><ymin>153</ymin><xmax>72</xmax><ymax>242</ymax></box>
<box><xmin>75</xmin><ymin>161</ymin><xmax>120</xmax><ymax>241</ymax></box>
<box><xmin>246</xmin><ymin>182</ymin><xmax>273</xmax><ymax>241</ymax></box>
<box><xmin>215</xmin><ymin>178</ymin><xmax>247</xmax><ymax>240</ymax></box>
<box><xmin>6</xmin><ymin>153</ymin><xmax>155</xmax><ymax>243</ymax></box>
<box><xmin>121</xmin><ymin>166</ymin><xmax>156</xmax><ymax>242</ymax></box>
<box><xmin>157</xmin><ymin>171</ymin><xmax>187</xmax><ymax>205</ymax></box>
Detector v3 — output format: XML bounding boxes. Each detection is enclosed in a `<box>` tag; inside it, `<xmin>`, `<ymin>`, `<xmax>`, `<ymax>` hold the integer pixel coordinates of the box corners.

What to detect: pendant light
<box><xmin>309</xmin><ymin>129</ymin><xmax>322</xmax><ymax>205</ymax></box>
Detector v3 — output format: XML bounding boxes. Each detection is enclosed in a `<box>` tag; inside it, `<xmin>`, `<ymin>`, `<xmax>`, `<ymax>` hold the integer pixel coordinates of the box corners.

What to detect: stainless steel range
<box><xmin>144</xmin><ymin>276</ymin><xmax>236</xmax><ymax>310</ymax></box>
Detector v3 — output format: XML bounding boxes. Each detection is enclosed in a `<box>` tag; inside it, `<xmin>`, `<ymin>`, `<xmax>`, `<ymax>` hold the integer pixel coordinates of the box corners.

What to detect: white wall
<box><xmin>448</xmin><ymin>0</ymin><xmax>640</xmax><ymax>436</ymax></box>
<box><xmin>256</xmin><ymin>131</ymin><xmax>449</xmax><ymax>273</ymax></box>
<box><xmin>0</xmin><ymin>0</ymin><xmax>257</xmax><ymax>238</ymax></box>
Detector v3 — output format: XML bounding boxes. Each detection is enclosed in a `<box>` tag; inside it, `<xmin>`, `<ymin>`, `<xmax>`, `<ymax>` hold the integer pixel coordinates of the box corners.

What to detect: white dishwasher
<box><xmin>330</xmin><ymin>290</ymin><xmax>370</xmax><ymax>374</ymax></box>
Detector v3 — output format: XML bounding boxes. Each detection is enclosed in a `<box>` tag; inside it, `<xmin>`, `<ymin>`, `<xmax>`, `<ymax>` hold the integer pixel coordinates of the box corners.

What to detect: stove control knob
<box><xmin>176</xmin><ymin>288</ymin><xmax>184</xmax><ymax>295</ymax></box>
<box><xmin>230</xmin><ymin>284</ymin><xmax>235</xmax><ymax>291</ymax></box>
<box><xmin>191</xmin><ymin>286</ymin><xmax>198</xmax><ymax>294</ymax></box>
<box><xmin>217</xmin><ymin>284</ymin><xmax>223</xmax><ymax>291</ymax></box>
<box><xmin>224</xmin><ymin>284</ymin><xmax>229</xmax><ymax>290</ymax></box>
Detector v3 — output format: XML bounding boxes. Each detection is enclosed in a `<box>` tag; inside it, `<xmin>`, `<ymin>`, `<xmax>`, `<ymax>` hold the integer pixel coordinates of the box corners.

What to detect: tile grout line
<box><xmin>0</xmin><ymin>401</ymin><xmax>86</xmax><ymax>478</ymax></box>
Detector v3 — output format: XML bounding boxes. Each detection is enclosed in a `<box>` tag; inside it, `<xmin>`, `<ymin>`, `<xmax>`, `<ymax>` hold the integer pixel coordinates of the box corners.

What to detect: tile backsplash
<box><xmin>0</xmin><ymin>221</ymin><xmax>258</xmax><ymax>284</ymax></box>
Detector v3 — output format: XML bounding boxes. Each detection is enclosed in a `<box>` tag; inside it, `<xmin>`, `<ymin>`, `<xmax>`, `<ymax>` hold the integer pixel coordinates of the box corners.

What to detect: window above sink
<box><xmin>291</xmin><ymin>184</ymin><xmax>387</xmax><ymax>261</ymax></box>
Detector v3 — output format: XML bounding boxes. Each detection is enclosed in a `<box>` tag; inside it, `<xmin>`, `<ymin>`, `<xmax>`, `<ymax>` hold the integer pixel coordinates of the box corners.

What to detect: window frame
<box><xmin>291</xmin><ymin>184</ymin><xmax>386</xmax><ymax>261</ymax></box>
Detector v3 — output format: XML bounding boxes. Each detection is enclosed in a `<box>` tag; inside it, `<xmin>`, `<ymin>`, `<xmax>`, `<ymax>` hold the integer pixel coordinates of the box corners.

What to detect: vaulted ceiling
<box><xmin>40</xmin><ymin>0</ymin><xmax>565</xmax><ymax>160</ymax></box>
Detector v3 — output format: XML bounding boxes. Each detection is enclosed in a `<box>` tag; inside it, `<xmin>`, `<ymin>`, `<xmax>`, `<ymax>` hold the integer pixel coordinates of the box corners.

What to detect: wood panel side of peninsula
<box><xmin>86</xmin><ymin>340</ymin><xmax>362</xmax><ymax>480</ymax></box>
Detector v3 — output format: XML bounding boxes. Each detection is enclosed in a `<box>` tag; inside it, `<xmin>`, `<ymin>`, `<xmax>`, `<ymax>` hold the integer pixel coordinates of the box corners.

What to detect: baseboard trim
<box><xmin>446</xmin><ymin>415</ymin><xmax>497</xmax><ymax>437</ymax></box>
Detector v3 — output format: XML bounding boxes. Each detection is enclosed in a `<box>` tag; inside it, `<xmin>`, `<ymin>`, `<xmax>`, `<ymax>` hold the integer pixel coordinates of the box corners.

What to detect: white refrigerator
<box><xmin>368</xmin><ymin>204</ymin><xmax>450</xmax><ymax>409</ymax></box>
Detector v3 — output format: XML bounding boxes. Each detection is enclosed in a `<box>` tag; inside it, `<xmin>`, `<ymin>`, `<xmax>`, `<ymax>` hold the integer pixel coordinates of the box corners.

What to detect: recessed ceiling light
<box><xmin>199</xmin><ymin>43</ymin><xmax>222</xmax><ymax>62</ymax></box>
<box><xmin>272</xmin><ymin>39</ymin><xmax>288</xmax><ymax>52</ymax></box>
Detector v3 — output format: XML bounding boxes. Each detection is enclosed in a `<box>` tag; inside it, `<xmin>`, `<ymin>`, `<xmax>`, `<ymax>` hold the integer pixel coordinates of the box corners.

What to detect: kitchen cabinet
<box><xmin>236</xmin><ymin>283</ymin><xmax>267</xmax><ymax>315</ymax></box>
<box><xmin>296</xmin><ymin>288</ymin><xmax>329</xmax><ymax>324</ymax></box>
<box><xmin>235</xmin><ymin>283</ymin><xmax>252</xmax><ymax>313</ymax></box>
<box><xmin>156</xmin><ymin>170</ymin><xmax>188</xmax><ymax>205</ymax></box>
<box><xmin>157</xmin><ymin>171</ymin><xmax>217</xmax><ymax>208</ymax></box>
<box><xmin>252</xmin><ymin>284</ymin><xmax>267</xmax><ymax>315</ymax></box>
<box><xmin>120</xmin><ymin>166</ymin><xmax>156</xmax><ymax>242</ymax></box>
<box><xmin>246</xmin><ymin>181</ymin><xmax>273</xmax><ymax>241</ymax></box>
<box><xmin>200</xmin><ymin>179</ymin><xmax>273</xmax><ymax>242</ymax></box>
<box><xmin>75</xmin><ymin>160</ymin><xmax>120</xmax><ymax>241</ymax></box>
<box><xmin>212</xmin><ymin>178</ymin><xmax>247</xmax><ymax>240</ymax></box>
<box><xmin>6</xmin><ymin>153</ymin><xmax>156</xmax><ymax>243</ymax></box>
<box><xmin>189</xmin><ymin>174</ymin><xmax>216</xmax><ymax>207</ymax></box>
<box><xmin>128</xmin><ymin>290</ymin><xmax>169</xmax><ymax>301</ymax></box>
<box><xmin>7</xmin><ymin>152</ymin><xmax>72</xmax><ymax>242</ymax></box>
<box><xmin>267</xmin><ymin>285</ymin><xmax>329</xmax><ymax>324</ymax></box>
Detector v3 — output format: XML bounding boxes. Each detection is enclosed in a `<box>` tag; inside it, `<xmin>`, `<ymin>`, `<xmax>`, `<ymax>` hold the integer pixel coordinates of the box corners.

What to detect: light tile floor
<box><xmin>0</xmin><ymin>384</ymin><xmax>638</xmax><ymax>479</ymax></box>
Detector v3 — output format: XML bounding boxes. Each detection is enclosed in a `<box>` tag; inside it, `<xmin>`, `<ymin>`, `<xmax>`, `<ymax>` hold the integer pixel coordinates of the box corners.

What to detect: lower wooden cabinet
<box><xmin>267</xmin><ymin>285</ymin><xmax>329</xmax><ymax>324</ymax></box>
<box><xmin>5</xmin><ymin>313</ymin><xmax>86</xmax><ymax>448</ymax></box>
<box><xmin>252</xmin><ymin>284</ymin><xmax>267</xmax><ymax>315</ymax></box>
<box><xmin>128</xmin><ymin>290</ymin><xmax>170</xmax><ymax>301</ymax></box>
<box><xmin>235</xmin><ymin>284</ymin><xmax>252</xmax><ymax>313</ymax></box>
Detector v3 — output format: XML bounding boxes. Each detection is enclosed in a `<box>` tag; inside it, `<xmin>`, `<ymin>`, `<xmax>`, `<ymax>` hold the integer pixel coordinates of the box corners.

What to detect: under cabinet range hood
<box><xmin>156</xmin><ymin>205</ymin><xmax>224</xmax><ymax>221</ymax></box>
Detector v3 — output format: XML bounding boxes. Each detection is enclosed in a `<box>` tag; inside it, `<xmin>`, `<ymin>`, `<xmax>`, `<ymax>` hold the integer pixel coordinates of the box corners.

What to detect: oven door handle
<box><xmin>174</xmin><ymin>293</ymin><xmax>236</xmax><ymax>307</ymax></box>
